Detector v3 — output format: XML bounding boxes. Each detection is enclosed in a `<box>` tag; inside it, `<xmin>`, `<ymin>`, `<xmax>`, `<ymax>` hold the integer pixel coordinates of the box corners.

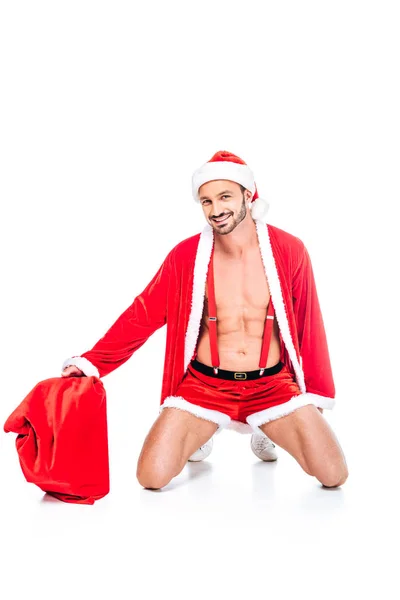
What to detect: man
<box><xmin>62</xmin><ymin>150</ymin><xmax>348</xmax><ymax>490</ymax></box>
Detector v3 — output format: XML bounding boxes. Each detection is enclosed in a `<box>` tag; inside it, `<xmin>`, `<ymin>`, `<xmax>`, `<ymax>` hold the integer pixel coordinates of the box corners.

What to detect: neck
<box><xmin>213</xmin><ymin>212</ymin><xmax>259</xmax><ymax>257</ymax></box>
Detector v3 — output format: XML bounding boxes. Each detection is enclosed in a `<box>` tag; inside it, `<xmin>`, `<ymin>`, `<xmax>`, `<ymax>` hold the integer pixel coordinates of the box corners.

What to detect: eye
<box><xmin>221</xmin><ymin>195</ymin><xmax>230</xmax><ymax>199</ymax></box>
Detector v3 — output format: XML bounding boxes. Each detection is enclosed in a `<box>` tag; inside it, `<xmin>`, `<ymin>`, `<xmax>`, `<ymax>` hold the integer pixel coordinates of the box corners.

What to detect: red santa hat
<box><xmin>192</xmin><ymin>150</ymin><xmax>269</xmax><ymax>221</ymax></box>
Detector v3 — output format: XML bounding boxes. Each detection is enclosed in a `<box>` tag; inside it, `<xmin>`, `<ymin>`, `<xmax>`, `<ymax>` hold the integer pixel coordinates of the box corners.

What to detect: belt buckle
<box><xmin>234</xmin><ymin>372</ymin><xmax>247</xmax><ymax>380</ymax></box>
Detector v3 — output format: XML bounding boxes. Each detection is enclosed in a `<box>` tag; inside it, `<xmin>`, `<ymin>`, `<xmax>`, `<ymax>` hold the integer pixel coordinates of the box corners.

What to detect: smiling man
<box><xmin>61</xmin><ymin>150</ymin><xmax>348</xmax><ymax>490</ymax></box>
<box><xmin>201</xmin><ymin>186</ymin><xmax>246</xmax><ymax>232</ymax></box>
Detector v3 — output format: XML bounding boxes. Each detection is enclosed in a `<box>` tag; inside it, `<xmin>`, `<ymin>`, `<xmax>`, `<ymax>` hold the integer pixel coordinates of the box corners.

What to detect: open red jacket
<box><xmin>4</xmin><ymin>375</ymin><xmax>109</xmax><ymax>504</ymax></box>
<box><xmin>62</xmin><ymin>220</ymin><xmax>336</xmax><ymax>434</ymax></box>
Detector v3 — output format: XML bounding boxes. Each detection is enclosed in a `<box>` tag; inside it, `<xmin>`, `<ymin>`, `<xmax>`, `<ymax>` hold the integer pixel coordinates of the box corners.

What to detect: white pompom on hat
<box><xmin>192</xmin><ymin>150</ymin><xmax>269</xmax><ymax>222</ymax></box>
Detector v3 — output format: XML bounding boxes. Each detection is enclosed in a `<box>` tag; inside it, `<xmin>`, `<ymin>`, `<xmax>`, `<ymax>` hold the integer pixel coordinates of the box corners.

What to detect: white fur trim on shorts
<box><xmin>246</xmin><ymin>392</ymin><xmax>336</xmax><ymax>436</ymax></box>
<box><xmin>160</xmin><ymin>396</ymin><xmax>232</xmax><ymax>435</ymax></box>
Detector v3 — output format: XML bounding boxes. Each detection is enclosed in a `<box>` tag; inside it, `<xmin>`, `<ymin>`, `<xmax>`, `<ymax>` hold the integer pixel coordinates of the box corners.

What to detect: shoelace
<box><xmin>253</xmin><ymin>435</ymin><xmax>276</xmax><ymax>451</ymax></box>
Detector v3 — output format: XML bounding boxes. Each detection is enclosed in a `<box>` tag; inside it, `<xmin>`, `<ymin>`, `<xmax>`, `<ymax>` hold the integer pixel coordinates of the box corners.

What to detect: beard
<box><xmin>212</xmin><ymin>195</ymin><xmax>247</xmax><ymax>235</ymax></box>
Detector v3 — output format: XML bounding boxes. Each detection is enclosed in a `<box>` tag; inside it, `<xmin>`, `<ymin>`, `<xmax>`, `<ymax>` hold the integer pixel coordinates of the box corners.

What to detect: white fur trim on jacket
<box><xmin>246</xmin><ymin>392</ymin><xmax>336</xmax><ymax>434</ymax></box>
<box><xmin>61</xmin><ymin>356</ymin><xmax>100</xmax><ymax>378</ymax></box>
<box><xmin>254</xmin><ymin>219</ymin><xmax>306</xmax><ymax>393</ymax></box>
<box><xmin>184</xmin><ymin>224</ymin><xmax>214</xmax><ymax>371</ymax></box>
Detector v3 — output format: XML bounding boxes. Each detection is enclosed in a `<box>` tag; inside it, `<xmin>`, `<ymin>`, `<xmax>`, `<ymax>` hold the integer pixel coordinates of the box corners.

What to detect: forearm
<box><xmin>62</xmin><ymin>297</ymin><xmax>165</xmax><ymax>378</ymax></box>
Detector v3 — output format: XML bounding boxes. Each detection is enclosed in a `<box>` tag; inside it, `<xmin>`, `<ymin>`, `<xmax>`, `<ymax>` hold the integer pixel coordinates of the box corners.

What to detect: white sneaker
<box><xmin>188</xmin><ymin>437</ymin><xmax>214</xmax><ymax>462</ymax></box>
<box><xmin>250</xmin><ymin>433</ymin><xmax>278</xmax><ymax>461</ymax></box>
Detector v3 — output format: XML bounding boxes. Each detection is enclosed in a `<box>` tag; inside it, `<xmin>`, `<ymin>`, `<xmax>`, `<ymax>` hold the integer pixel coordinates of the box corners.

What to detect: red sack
<box><xmin>4</xmin><ymin>375</ymin><xmax>109</xmax><ymax>504</ymax></box>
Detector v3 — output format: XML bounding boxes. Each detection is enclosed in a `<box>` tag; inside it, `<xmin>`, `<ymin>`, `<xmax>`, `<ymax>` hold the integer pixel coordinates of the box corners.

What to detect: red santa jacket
<box><xmin>62</xmin><ymin>220</ymin><xmax>336</xmax><ymax>433</ymax></box>
<box><xmin>4</xmin><ymin>375</ymin><xmax>109</xmax><ymax>504</ymax></box>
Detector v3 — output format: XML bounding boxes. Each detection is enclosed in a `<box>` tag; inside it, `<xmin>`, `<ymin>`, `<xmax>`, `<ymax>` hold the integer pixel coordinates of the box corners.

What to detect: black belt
<box><xmin>190</xmin><ymin>359</ymin><xmax>284</xmax><ymax>380</ymax></box>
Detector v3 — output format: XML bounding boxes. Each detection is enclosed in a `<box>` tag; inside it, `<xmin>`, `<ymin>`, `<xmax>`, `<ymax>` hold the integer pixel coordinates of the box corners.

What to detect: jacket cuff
<box><xmin>61</xmin><ymin>356</ymin><xmax>100</xmax><ymax>379</ymax></box>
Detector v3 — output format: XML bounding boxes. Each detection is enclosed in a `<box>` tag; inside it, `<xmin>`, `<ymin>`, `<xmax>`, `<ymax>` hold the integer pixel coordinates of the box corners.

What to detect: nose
<box><xmin>211</xmin><ymin>202</ymin><xmax>226</xmax><ymax>218</ymax></box>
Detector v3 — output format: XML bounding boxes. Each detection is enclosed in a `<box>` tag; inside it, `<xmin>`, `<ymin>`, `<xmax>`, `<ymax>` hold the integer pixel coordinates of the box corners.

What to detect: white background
<box><xmin>1</xmin><ymin>1</ymin><xmax>399</xmax><ymax>598</ymax></box>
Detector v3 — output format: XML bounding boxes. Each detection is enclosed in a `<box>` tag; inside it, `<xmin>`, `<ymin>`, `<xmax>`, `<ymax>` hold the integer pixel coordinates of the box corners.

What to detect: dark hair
<box><xmin>239</xmin><ymin>184</ymin><xmax>246</xmax><ymax>193</ymax></box>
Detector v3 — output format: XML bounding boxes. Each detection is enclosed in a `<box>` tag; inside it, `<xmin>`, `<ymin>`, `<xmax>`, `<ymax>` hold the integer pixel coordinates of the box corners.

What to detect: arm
<box><xmin>292</xmin><ymin>242</ymin><xmax>335</xmax><ymax>401</ymax></box>
<box><xmin>61</xmin><ymin>247</ymin><xmax>175</xmax><ymax>379</ymax></box>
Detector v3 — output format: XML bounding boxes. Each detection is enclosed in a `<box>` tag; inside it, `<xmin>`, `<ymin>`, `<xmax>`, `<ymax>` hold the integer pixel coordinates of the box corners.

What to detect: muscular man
<box><xmin>62</xmin><ymin>150</ymin><xmax>348</xmax><ymax>490</ymax></box>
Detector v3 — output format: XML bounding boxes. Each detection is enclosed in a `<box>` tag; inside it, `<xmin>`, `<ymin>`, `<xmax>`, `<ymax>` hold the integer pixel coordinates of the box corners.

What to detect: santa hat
<box><xmin>192</xmin><ymin>150</ymin><xmax>269</xmax><ymax>221</ymax></box>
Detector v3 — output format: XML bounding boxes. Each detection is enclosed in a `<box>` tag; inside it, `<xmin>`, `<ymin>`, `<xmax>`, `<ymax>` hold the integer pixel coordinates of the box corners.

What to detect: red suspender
<box><xmin>207</xmin><ymin>246</ymin><xmax>220</xmax><ymax>374</ymax></box>
<box><xmin>206</xmin><ymin>245</ymin><xmax>276</xmax><ymax>376</ymax></box>
<box><xmin>258</xmin><ymin>295</ymin><xmax>275</xmax><ymax>375</ymax></box>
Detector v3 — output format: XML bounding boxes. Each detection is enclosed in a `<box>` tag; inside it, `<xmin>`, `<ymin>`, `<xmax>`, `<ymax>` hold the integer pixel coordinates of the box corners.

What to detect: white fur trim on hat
<box><xmin>192</xmin><ymin>161</ymin><xmax>256</xmax><ymax>201</ymax></box>
<box><xmin>250</xmin><ymin>197</ymin><xmax>269</xmax><ymax>222</ymax></box>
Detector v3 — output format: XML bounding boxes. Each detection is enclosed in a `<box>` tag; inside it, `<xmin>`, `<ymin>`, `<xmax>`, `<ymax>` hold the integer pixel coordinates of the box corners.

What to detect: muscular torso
<box><xmin>196</xmin><ymin>246</ymin><xmax>282</xmax><ymax>370</ymax></box>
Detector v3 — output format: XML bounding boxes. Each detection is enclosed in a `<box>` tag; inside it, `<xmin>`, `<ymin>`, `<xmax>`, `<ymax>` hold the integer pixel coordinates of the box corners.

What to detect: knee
<box><xmin>136</xmin><ymin>466</ymin><xmax>174</xmax><ymax>490</ymax></box>
<box><xmin>136</xmin><ymin>457</ymin><xmax>181</xmax><ymax>490</ymax></box>
<box><xmin>318</xmin><ymin>462</ymin><xmax>349</xmax><ymax>488</ymax></box>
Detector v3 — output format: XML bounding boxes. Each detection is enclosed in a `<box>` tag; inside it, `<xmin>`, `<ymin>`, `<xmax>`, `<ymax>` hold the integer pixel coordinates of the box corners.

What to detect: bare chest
<box><xmin>203</xmin><ymin>250</ymin><xmax>270</xmax><ymax>317</ymax></box>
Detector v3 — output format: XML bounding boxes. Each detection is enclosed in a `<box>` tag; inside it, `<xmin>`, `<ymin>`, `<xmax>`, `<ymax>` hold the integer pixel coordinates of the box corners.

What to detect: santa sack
<box><xmin>4</xmin><ymin>375</ymin><xmax>110</xmax><ymax>504</ymax></box>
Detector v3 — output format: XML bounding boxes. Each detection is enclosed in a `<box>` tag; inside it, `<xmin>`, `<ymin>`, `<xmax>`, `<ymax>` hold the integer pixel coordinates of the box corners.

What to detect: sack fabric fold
<box><xmin>4</xmin><ymin>376</ymin><xmax>109</xmax><ymax>504</ymax></box>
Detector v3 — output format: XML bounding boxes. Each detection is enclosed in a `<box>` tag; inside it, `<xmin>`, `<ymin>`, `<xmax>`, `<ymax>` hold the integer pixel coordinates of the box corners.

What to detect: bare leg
<box><xmin>259</xmin><ymin>405</ymin><xmax>349</xmax><ymax>488</ymax></box>
<box><xmin>136</xmin><ymin>407</ymin><xmax>218</xmax><ymax>490</ymax></box>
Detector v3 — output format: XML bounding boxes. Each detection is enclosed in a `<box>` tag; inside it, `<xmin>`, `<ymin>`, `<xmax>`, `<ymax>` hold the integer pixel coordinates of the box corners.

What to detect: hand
<box><xmin>61</xmin><ymin>365</ymin><xmax>84</xmax><ymax>377</ymax></box>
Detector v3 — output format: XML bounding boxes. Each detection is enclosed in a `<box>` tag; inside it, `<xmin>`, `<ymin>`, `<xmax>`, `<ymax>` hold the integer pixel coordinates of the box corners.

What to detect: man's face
<box><xmin>198</xmin><ymin>180</ymin><xmax>252</xmax><ymax>235</ymax></box>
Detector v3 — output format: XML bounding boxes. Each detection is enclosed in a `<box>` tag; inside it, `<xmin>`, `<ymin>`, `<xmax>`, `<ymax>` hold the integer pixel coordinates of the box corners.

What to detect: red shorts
<box><xmin>160</xmin><ymin>360</ymin><xmax>309</xmax><ymax>435</ymax></box>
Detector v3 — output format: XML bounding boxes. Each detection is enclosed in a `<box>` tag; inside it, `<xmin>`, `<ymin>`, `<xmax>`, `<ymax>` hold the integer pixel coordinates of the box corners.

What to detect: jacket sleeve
<box><xmin>61</xmin><ymin>247</ymin><xmax>175</xmax><ymax>378</ymax></box>
<box><xmin>292</xmin><ymin>242</ymin><xmax>335</xmax><ymax>399</ymax></box>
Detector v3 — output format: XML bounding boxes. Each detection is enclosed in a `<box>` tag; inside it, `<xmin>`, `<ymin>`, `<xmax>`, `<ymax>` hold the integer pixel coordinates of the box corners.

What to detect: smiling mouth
<box><xmin>213</xmin><ymin>214</ymin><xmax>231</xmax><ymax>224</ymax></box>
